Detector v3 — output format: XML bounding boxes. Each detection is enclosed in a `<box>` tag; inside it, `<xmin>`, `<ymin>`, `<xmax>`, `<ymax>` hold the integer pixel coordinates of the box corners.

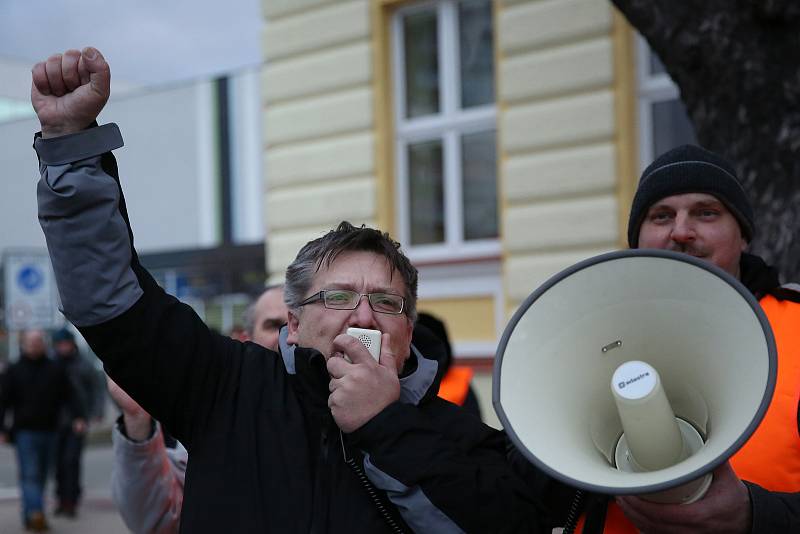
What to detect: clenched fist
<box><xmin>31</xmin><ymin>47</ymin><xmax>110</xmax><ymax>138</ymax></box>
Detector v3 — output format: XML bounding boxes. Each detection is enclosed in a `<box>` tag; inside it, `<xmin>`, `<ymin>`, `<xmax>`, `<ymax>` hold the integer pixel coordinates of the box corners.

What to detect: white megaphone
<box><xmin>493</xmin><ymin>249</ymin><xmax>776</xmax><ymax>502</ymax></box>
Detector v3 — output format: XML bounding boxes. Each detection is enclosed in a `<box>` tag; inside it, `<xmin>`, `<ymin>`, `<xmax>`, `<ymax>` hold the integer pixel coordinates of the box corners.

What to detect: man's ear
<box><xmin>287</xmin><ymin>310</ymin><xmax>300</xmax><ymax>345</ymax></box>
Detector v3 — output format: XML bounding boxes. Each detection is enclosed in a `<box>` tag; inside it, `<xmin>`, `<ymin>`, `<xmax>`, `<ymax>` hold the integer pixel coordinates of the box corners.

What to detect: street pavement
<box><xmin>0</xmin><ymin>441</ymin><xmax>129</xmax><ymax>534</ymax></box>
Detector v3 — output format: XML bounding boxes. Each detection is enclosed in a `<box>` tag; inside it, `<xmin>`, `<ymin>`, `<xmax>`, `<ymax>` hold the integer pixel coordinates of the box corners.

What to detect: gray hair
<box><xmin>284</xmin><ymin>221</ymin><xmax>418</xmax><ymax>320</ymax></box>
<box><xmin>243</xmin><ymin>283</ymin><xmax>285</xmax><ymax>337</ymax></box>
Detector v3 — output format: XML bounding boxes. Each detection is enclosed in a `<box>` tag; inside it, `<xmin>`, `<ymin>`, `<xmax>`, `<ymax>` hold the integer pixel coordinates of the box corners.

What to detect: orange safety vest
<box><xmin>729</xmin><ymin>295</ymin><xmax>800</xmax><ymax>490</ymax></box>
<box><xmin>437</xmin><ymin>365</ymin><xmax>474</xmax><ymax>406</ymax></box>
<box><xmin>576</xmin><ymin>294</ymin><xmax>800</xmax><ymax>533</ymax></box>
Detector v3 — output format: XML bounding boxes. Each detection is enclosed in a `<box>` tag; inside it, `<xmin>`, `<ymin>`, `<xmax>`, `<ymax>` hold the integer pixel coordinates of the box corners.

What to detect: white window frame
<box><xmin>392</xmin><ymin>0</ymin><xmax>499</xmax><ymax>264</ymax></box>
<box><xmin>636</xmin><ymin>36</ymin><xmax>682</xmax><ymax>170</ymax></box>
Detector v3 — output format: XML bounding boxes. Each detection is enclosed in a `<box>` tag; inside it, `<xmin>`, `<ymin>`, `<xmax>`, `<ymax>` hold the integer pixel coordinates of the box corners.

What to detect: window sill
<box><xmin>406</xmin><ymin>241</ymin><xmax>501</xmax><ymax>266</ymax></box>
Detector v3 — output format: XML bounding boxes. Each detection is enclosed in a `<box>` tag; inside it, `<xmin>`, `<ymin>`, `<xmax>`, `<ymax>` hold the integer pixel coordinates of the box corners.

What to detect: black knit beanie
<box><xmin>627</xmin><ymin>144</ymin><xmax>754</xmax><ymax>248</ymax></box>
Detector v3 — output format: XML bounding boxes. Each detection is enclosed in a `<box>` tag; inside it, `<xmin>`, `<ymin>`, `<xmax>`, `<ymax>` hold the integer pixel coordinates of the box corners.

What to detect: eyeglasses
<box><xmin>299</xmin><ymin>289</ymin><xmax>406</xmax><ymax>315</ymax></box>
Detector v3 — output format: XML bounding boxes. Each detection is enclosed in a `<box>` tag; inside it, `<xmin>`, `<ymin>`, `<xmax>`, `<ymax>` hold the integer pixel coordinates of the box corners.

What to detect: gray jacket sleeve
<box><xmin>35</xmin><ymin>124</ymin><xmax>143</xmax><ymax>327</ymax></box>
<box><xmin>111</xmin><ymin>421</ymin><xmax>187</xmax><ymax>534</ymax></box>
<box><xmin>32</xmin><ymin>123</ymin><xmax>242</xmax><ymax>449</ymax></box>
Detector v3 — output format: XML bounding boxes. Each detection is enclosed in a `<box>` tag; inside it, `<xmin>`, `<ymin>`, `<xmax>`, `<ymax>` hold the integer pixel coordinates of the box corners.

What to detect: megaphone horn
<box><xmin>493</xmin><ymin>249</ymin><xmax>776</xmax><ymax>500</ymax></box>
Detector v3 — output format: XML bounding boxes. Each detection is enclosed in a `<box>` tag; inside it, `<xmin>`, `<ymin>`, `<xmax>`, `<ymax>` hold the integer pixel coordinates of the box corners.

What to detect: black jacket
<box><xmin>35</xmin><ymin>124</ymin><xmax>549</xmax><ymax>533</ymax></box>
<box><xmin>0</xmin><ymin>355</ymin><xmax>85</xmax><ymax>434</ymax></box>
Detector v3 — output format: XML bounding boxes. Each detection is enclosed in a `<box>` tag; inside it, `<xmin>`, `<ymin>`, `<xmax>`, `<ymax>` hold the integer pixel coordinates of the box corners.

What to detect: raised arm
<box><xmin>108</xmin><ymin>377</ymin><xmax>185</xmax><ymax>534</ymax></box>
<box><xmin>32</xmin><ymin>48</ymin><xmax>139</xmax><ymax>329</ymax></box>
<box><xmin>31</xmin><ymin>49</ymin><xmax>253</xmax><ymax>448</ymax></box>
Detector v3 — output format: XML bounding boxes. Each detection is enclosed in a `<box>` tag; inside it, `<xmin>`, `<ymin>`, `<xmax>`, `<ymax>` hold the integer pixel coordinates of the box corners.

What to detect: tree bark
<box><xmin>612</xmin><ymin>0</ymin><xmax>800</xmax><ymax>281</ymax></box>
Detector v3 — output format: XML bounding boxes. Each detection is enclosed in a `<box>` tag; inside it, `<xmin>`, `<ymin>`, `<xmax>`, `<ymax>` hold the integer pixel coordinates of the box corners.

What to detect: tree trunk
<box><xmin>612</xmin><ymin>0</ymin><xmax>800</xmax><ymax>282</ymax></box>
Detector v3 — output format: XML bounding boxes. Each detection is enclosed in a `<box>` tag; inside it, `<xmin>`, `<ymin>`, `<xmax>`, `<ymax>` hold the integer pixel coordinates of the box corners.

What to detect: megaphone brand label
<box><xmin>612</xmin><ymin>361</ymin><xmax>658</xmax><ymax>400</ymax></box>
<box><xmin>618</xmin><ymin>372</ymin><xmax>650</xmax><ymax>389</ymax></box>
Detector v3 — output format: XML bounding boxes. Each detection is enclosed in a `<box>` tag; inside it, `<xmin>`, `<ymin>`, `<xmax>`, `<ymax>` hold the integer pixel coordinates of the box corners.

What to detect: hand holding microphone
<box><xmin>326</xmin><ymin>331</ymin><xmax>400</xmax><ymax>433</ymax></box>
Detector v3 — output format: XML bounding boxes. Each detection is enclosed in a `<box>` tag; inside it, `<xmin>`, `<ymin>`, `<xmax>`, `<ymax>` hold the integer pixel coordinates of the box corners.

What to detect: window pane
<box><xmin>459</xmin><ymin>0</ymin><xmax>494</xmax><ymax>108</ymax></box>
<box><xmin>403</xmin><ymin>9</ymin><xmax>439</xmax><ymax>118</ymax></box>
<box><xmin>461</xmin><ymin>130</ymin><xmax>498</xmax><ymax>240</ymax></box>
<box><xmin>652</xmin><ymin>99</ymin><xmax>698</xmax><ymax>157</ymax></box>
<box><xmin>408</xmin><ymin>140</ymin><xmax>445</xmax><ymax>244</ymax></box>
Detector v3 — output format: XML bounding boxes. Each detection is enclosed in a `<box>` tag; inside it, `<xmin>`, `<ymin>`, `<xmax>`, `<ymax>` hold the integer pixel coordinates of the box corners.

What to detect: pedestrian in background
<box><xmin>0</xmin><ymin>329</ymin><xmax>87</xmax><ymax>532</ymax></box>
<box><xmin>52</xmin><ymin>327</ymin><xmax>101</xmax><ymax>518</ymax></box>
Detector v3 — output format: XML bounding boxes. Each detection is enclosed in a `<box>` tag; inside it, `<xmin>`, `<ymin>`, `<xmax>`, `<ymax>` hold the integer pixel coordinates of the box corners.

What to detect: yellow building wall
<box><xmin>261</xmin><ymin>0</ymin><xmax>378</xmax><ymax>280</ymax></box>
<box><xmin>260</xmin><ymin>0</ymin><xmax>636</xmax><ymax>298</ymax></box>
<box><xmin>496</xmin><ymin>0</ymin><xmax>638</xmax><ymax>314</ymax></box>
<box><xmin>417</xmin><ymin>296</ymin><xmax>496</xmax><ymax>342</ymax></box>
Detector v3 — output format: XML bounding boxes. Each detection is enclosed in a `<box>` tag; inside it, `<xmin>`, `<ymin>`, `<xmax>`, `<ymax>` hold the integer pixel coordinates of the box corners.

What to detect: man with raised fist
<box><xmin>30</xmin><ymin>48</ymin><xmax>555</xmax><ymax>533</ymax></box>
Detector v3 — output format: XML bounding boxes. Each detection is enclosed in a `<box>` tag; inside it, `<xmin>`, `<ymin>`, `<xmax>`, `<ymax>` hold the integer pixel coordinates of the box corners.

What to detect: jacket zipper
<box><xmin>340</xmin><ymin>431</ymin><xmax>409</xmax><ymax>534</ymax></box>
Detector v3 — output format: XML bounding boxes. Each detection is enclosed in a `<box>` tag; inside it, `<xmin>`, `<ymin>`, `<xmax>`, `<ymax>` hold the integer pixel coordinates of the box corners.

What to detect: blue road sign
<box><xmin>17</xmin><ymin>265</ymin><xmax>44</xmax><ymax>293</ymax></box>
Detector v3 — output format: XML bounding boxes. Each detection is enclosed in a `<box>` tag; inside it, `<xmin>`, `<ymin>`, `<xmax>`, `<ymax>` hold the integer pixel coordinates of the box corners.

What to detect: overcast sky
<box><xmin>0</xmin><ymin>0</ymin><xmax>262</xmax><ymax>88</ymax></box>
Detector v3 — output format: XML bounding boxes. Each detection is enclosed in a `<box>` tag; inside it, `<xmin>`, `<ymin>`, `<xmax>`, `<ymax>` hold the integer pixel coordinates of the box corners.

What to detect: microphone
<box><xmin>611</xmin><ymin>360</ymin><xmax>711</xmax><ymax>503</ymax></box>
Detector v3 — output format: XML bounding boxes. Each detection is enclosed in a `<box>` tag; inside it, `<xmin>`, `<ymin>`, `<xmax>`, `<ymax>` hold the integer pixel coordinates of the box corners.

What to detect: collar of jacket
<box><xmin>740</xmin><ymin>252</ymin><xmax>779</xmax><ymax>297</ymax></box>
<box><xmin>277</xmin><ymin>326</ymin><xmax>440</xmax><ymax>408</ymax></box>
<box><xmin>738</xmin><ymin>252</ymin><xmax>800</xmax><ymax>303</ymax></box>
